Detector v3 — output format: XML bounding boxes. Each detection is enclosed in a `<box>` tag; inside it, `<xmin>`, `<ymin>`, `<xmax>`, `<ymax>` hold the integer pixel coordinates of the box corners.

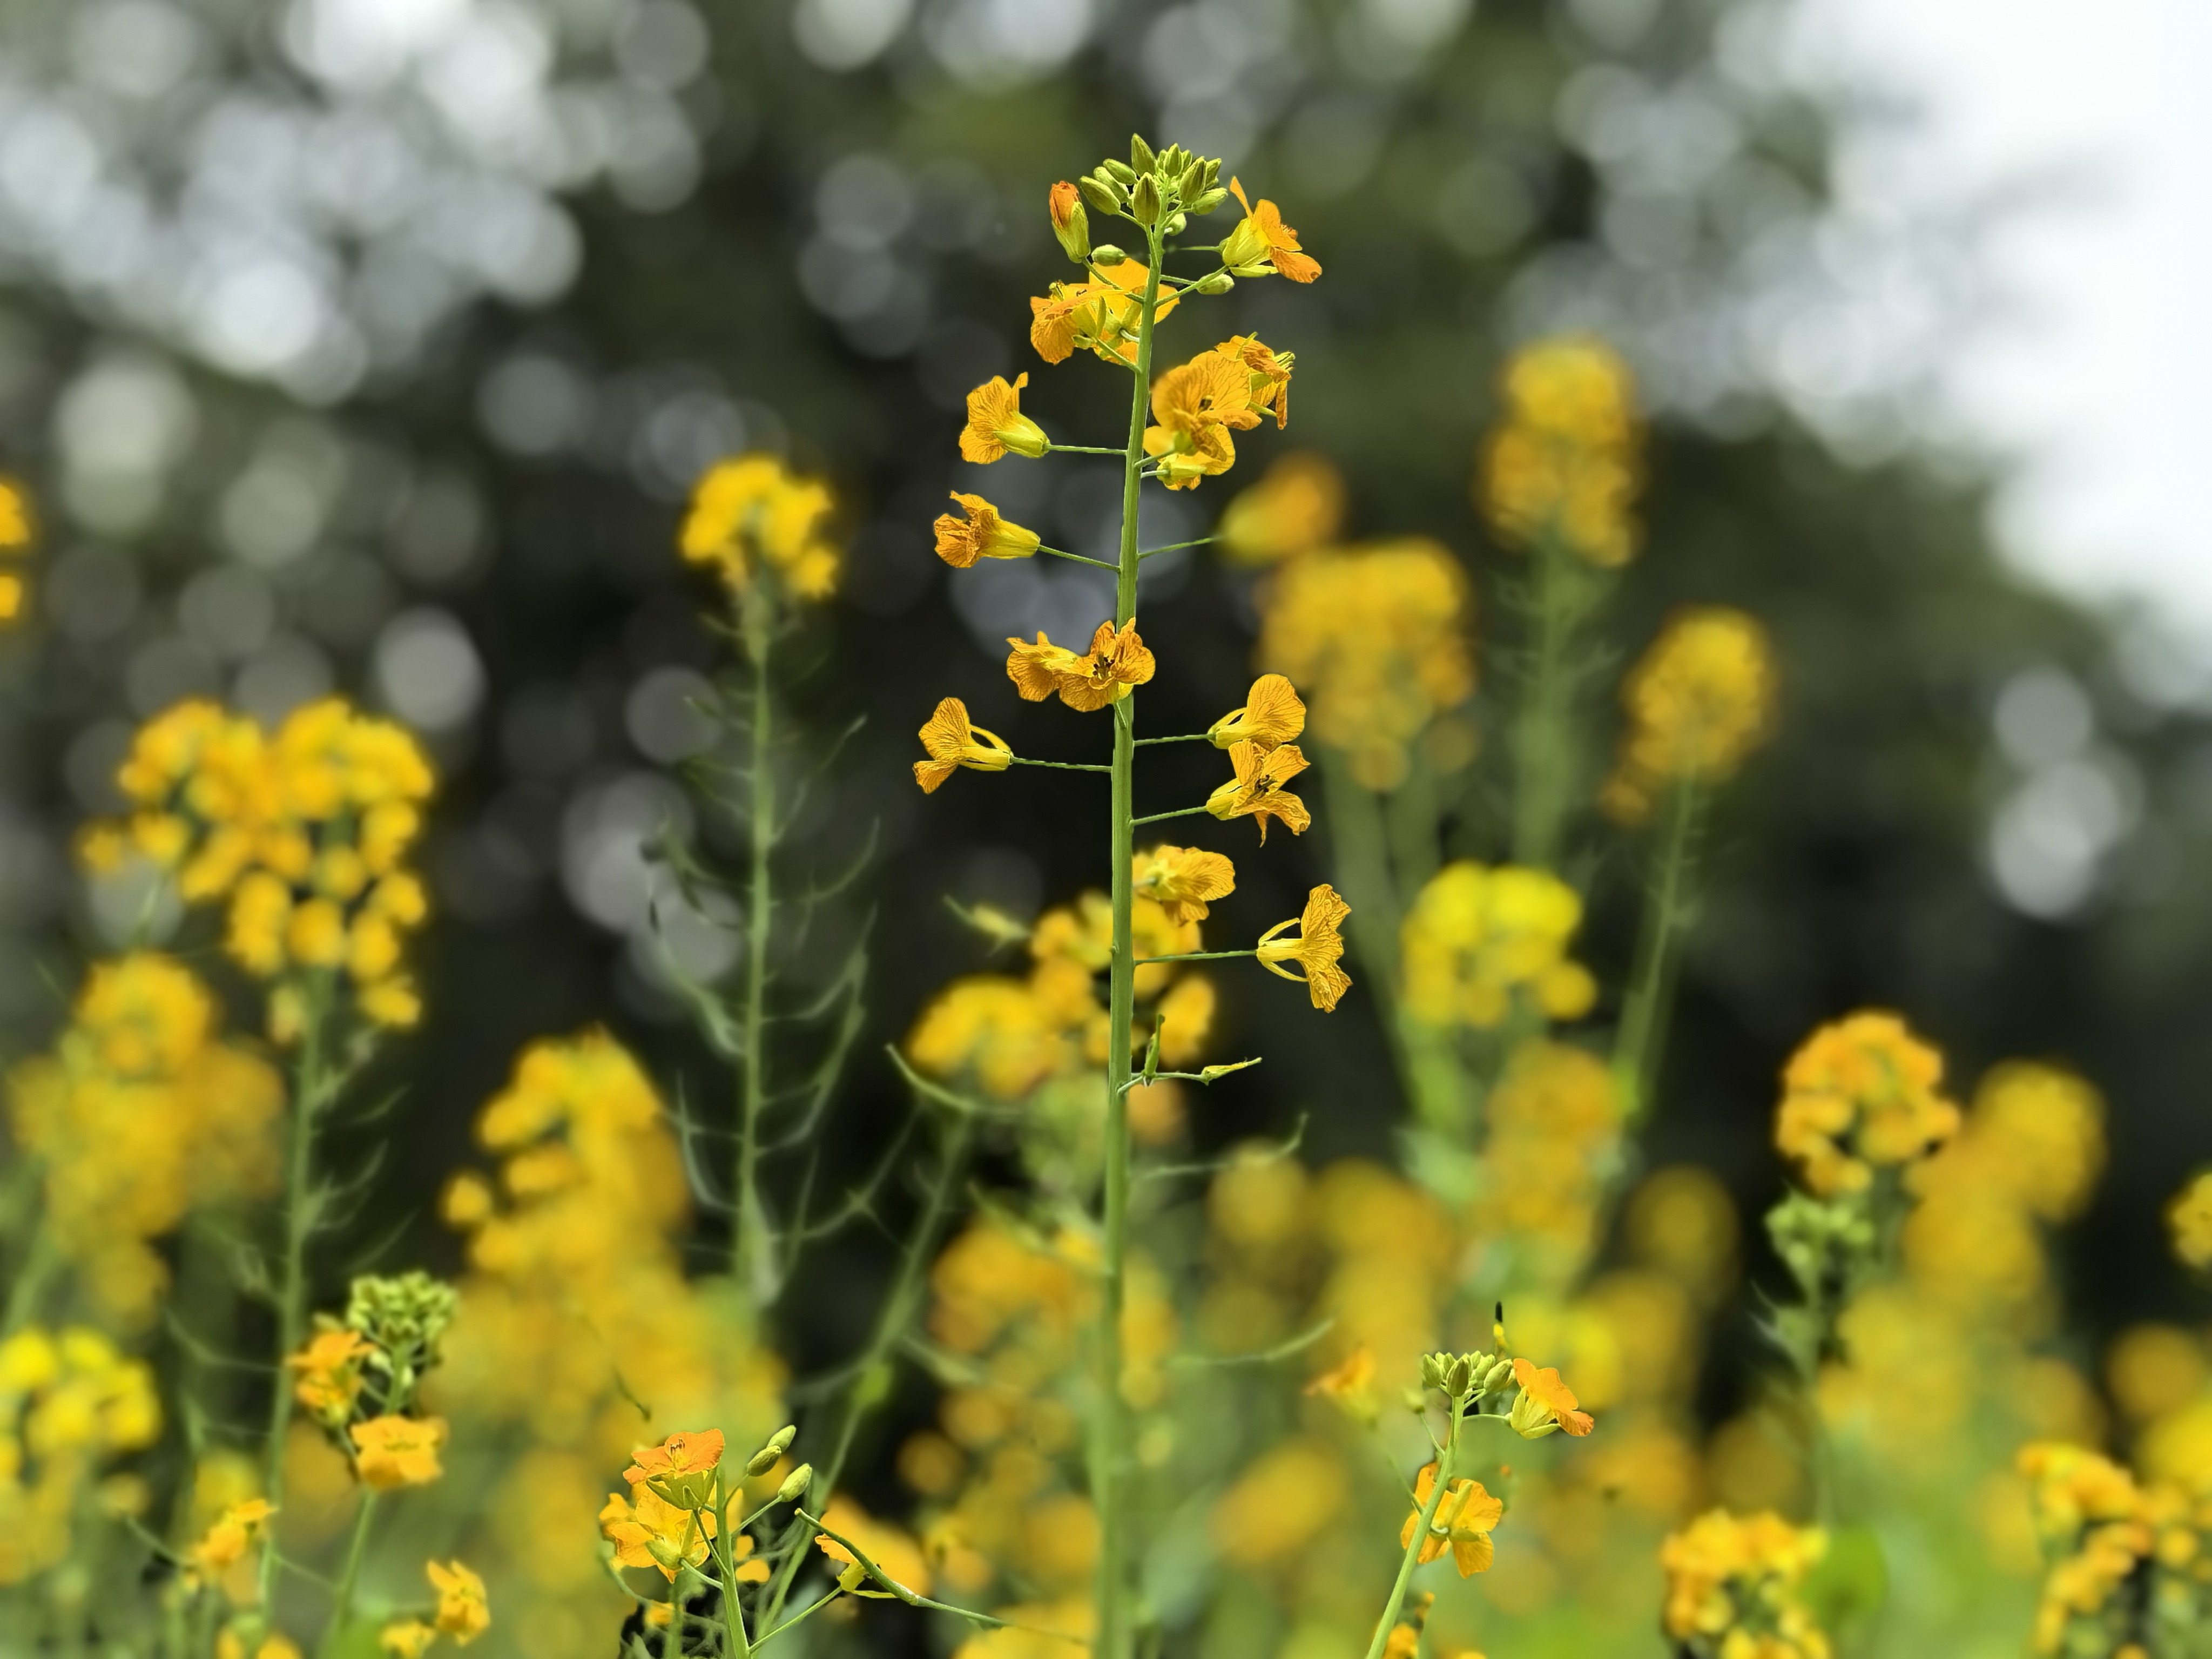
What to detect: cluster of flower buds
<box><xmin>1420</xmin><ymin>1347</ymin><xmax>1518</xmax><ymax>1406</ymax></box>
<box><xmin>1074</xmin><ymin>136</ymin><xmax>1229</xmax><ymax>249</ymax></box>
<box><xmin>345</xmin><ymin>1271</ymin><xmax>460</xmax><ymax>1408</ymax></box>
<box><xmin>1416</xmin><ymin>1305</ymin><xmax>1596</xmax><ymax>1441</ymax></box>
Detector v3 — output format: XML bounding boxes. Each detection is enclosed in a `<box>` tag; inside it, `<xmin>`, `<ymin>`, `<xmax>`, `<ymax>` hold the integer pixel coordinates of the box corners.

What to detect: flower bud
<box><xmin>1175</xmin><ymin>161</ymin><xmax>1207</xmax><ymax>201</ymax></box>
<box><xmin>1130</xmin><ymin>133</ymin><xmax>1156</xmax><ymax>175</ymax></box>
<box><xmin>1479</xmin><ymin>1357</ymin><xmax>1515</xmax><ymax>1395</ymax></box>
<box><xmin>1158</xmin><ymin>143</ymin><xmax>1186</xmax><ymax>177</ymax></box>
<box><xmin>1165</xmin><ymin>212</ymin><xmax>1186</xmax><ymax>236</ymax></box>
<box><xmin>1048</xmin><ymin>181</ymin><xmax>1090</xmax><ymax>265</ymax></box>
<box><xmin>1078</xmin><ymin>176</ymin><xmax>1121</xmax><ymax>216</ymax></box>
<box><xmin>1129</xmin><ymin>174</ymin><xmax>1162</xmax><ymax>226</ymax></box>
<box><xmin>1089</xmin><ymin>244</ymin><xmax>1127</xmax><ymax>265</ymax></box>
<box><xmin>1445</xmin><ymin>1355</ymin><xmax>1473</xmax><ymax>1399</ymax></box>
<box><xmin>1101</xmin><ymin>159</ymin><xmax>1137</xmax><ymax>187</ymax></box>
<box><xmin>746</xmin><ymin>1424</ymin><xmax>798</xmax><ymax>1476</ymax></box>
<box><xmin>1191</xmin><ymin>271</ymin><xmax>1234</xmax><ymax>296</ymax></box>
<box><xmin>1188</xmin><ymin>187</ymin><xmax>1228</xmax><ymax>216</ymax></box>
<box><xmin>1420</xmin><ymin>1351</ymin><xmax>1454</xmax><ymax>1393</ymax></box>
<box><xmin>776</xmin><ymin>1463</ymin><xmax>814</xmax><ymax>1503</ymax></box>
<box><xmin>1196</xmin><ymin>1057</ymin><xmax>1260</xmax><ymax>1083</ymax></box>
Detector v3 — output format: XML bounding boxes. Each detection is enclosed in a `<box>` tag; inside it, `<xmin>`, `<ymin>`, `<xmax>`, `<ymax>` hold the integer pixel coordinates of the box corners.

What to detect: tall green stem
<box><xmin>258</xmin><ymin>976</ymin><xmax>331</xmax><ymax>1609</ymax></box>
<box><xmin>736</xmin><ymin>594</ymin><xmax>776</xmax><ymax>1298</ymax></box>
<box><xmin>1610</xmin><ymin>777</ymin><xmax>1705</xmax><ymax>1122</ymax></box>
<box><xmin>1094</xmin><ymin>221</ymin><xmax>1163</xmax><ymax>1659</ymax></box>
<box><xmin>1510</xmin><ymin>540</ymin><xmax>1588</xmax><ymax>869</ymax></box>
<box><xmin>320</xmin><ymin>1490</ymin><xmax>376</xmax><ymax>1653</ymax></box>
<box><xmin>1359</xmin><ymin>1413</ymin><xmax>1460</xmax><ymax>1659</ymax></box>
<box><xmin>755</xmin><ymin>1113</ymin><xmax>975</xmax><ymax>1631</ymax></box>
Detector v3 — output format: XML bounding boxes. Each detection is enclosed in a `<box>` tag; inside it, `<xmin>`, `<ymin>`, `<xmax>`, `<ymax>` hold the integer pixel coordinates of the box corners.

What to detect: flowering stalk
<box><xmin>258</xmin><ymin>973</ymin><xmax>335</xmax><ymax>1609</ymax></box>
<box><xmin>322</xmin><ymin>1489</ymin><xmax>377</xmax><ymax>1648</ymax></box>
<box><xmin>1611</xmin><ymin>775</ymin><xmax>1706</xmax><ymax>1120</ymax></box>
<box><xmin>736</xmin><ymin>588</ymin><xmax>777</xmax><ymax>1299</ymax></box>
<box><xmin>1092</xmin><ymin>211</ymin><xmax>1164</xmax><ymax>1659</ymax></box>
<box><xmin>1509</xmin><ymin>536</ymin><xmax>1603</xmax><ymax>869</ymax></box>
<box><xmin>1363</xmin><ymin>1417</ymin><xmax>1459</xmax><ymax>1659</ymax></box>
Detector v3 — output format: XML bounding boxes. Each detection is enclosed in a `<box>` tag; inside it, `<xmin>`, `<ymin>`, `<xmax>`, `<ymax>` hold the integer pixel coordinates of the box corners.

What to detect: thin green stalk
<box><xmin>1134</xmin><ymin>950</ymin><xmax>1254</xmax><ymax>965</ymax></box>
<box><xmin>736</xmin><ymin>593</ymin><xmax>775</xmax><ymax>1298</ymax></box>
<box><xmin>1038</xmin><ymin>545</ymin><xmax>1123</xmax><ymax>572</ymax></box>
<box><xmin>1132</xmin><ymin>806</ymin><xmax>1207</xmax><ymax>826</ymax></box>
<box><xmin>1094</xmin><ymin>215</ymin><xmax>1165</xmax><ymax>1659</ymax></box>
<box><xmin>1610</xmin><ymin>777</ymin><xmax>1705</xmax><ymax>1123</ymax></box>
<box><xmin>1131</xmin><ymin>733</ymin><xmax>1209</xmax><ymax>746</ymax></box>
<box><xmin>1136</xmin><ymin>536</ymin><xmax>1216</xmax><ymax>559</ymax></box>
<box><xmin>258</xmin><ymin>975</ymin><xmax>331</xmax><ymax>1609</ymax></box>
<box><xmin>755</xmin><ymin>1114</ymin><xmax>976</xmax><ymax>1630</ymax></box>
<box><xmin>1</xmin><ymin>1228</ymin><xmax>57</xmax><ymax>1337</ymax></box>
<box><xmin>1360</xmin><ymin>1414</ymin><xmax>1459</xmax><ymax>1659</ymax></box>
<box><xmin>1509</xmin><ymin>538</ymin><xmax>1590</xmax><ymax>869</ymax></box>
<box><xmin>715</xmin><ymin>1531</ymin><xmax>752</xmax><ymax>1659</ymax></box>
<box><xmin>320</xmin><ymin>1490</ymin><xmax>376</xmax><ymax>1653</ymax></box>
<box><xmin>1046</xmin><ymin>444</ymin><xmax>1128</xmax><ymax>455</ymax></box>
<box><xmin>1008</xmin><ymin>757</ymin><xmax>1112</xmax><ymax>774</ymax></box>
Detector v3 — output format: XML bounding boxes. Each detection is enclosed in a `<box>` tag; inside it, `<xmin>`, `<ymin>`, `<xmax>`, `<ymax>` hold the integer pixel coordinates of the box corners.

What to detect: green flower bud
<box><xmin>1186</xmin><ymin>188</ymin><xmax>1229</xmax><ymax>217</ymax></box>
<box><xmin>1191</xmin><ymin>271</ymin><xmax>1233</xmax><ymax>295</ymax></box>
<box><xmin>1175</xmin><ymin>161</ymin><xmax>1206</xmax><ymax>201</ymax></box>
<box><xmin>1164</xmin><ymin>212</ymin><xmax>1186</xmax><ymax>236</ymax></box>
<box><xmin>1049</xmin><ymin>182</ymin><xmax>1090</xmax><ymax>265</ymax></box>
<box><xmin>776</xmin><ymin>1463</ymin><xmax>814</xmax><ymax>1504</ymax></box>
<box><xmin>746</xmin><ymin>1424</ymin><xmax>798</xmax><ymax>1476</ymax></box>
<box><xmin>1420</xmin><ymin>1351</ymin><xmax>1454</xmax><ymax>1393</ymax></box>
<box><xmin>1130</xmin><ymin>134</ymin><xmax>1156</xmax><ymax>175</ymax></box>
<box><xmin>1101</xmin><ymin>159</ymin><xmax>1137</xmax><ymax>188</ymax></box>
<box><xmin>1078</xmin><ymin>177</ymin><xmax>1121</xmax><ymax>217</ymax></box>
<box><xmin>1130</xmin><ymin>174</ymin><xmax>1162</xmax><ymax>226</ymax></box>
<box><xmin>1445</xmin><ymin>1355</ymin><xmax>1474</xmax><ymax>1399</ymax></box>
<box><xmin>1089</xmin><ymin>244</ymin><xmax>1127</xmax><ymax>265</ymax></box>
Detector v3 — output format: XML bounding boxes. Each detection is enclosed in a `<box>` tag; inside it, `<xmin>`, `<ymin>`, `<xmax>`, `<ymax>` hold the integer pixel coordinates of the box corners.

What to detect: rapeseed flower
<box><xmin>624</xmin><ymin>1428</ymin><xmax>725</xmax><ymax>1510</ymax></box>
<box><xmin>350</xmin><ymin>1415</ymin><xmax>448</xmax><ymax>1489</ymax></box>
<box><xmin>1029</xmin><ymin>261</ymin><xmax>1178</xmax><ymax>367</ymax></box>
<box><xmin>2170</xmin><ymin>1172</ymin><xmax>2212</xmax><ymax>1270</ymax></box>
<box><xmin>185</xmin><ymin>1498</ymin><xmax>275</xmax><ymax>1588</ymax></box>
<box><xmin>1143</xmin><ymin>352</ymin><xmax>1257</xmax><ymax>487</ymax></box>
<box><xmin>1606</xmin><ymin>608</ymin><xmax>1778</xmax><ymax>820</ymax></box>
<box><xmin>935</xmin><ymin>494</ymin><xmax>1042</xmax><ymax>567</ymax></box>
<box><xmin>814</xmin><ymin>1496</ymin><xmax>932</xmax><ymax>1595</ymax></box>
<box><xmin>1400</xmin><ymin>1462</ymin><xmax>1503</xmax><ymax>1577</ymax></box>
<box><xmin>1220</xmin><ymin>179</ymin><xmax>1320</xmax><ymax>282</ymax></box>
<box><xmin>1206</xmin><ymin>674</ymin><xmax>1305</xmax><ymax>752</ymax></box>
<box><xmin>427</xmin><ymin>1560</ymin><xmax>490</xmax><ymax>1643</ymax></box>
<box><xmin>1400</xmin><ymin>862</ymin><xmax>1596</xmax><ymax>1030</ymax></box>
<box><xmin>1214</xmin><ymin>335</ymin><xmax>1293</xmax><ymax>428</ymax></box>
<box><xmin>1131</xmin><ymin>846</ymin><xmax>1235</xmax><ymax>926</ymax></box>
<box><xmin>1217</xmin><ymin>450</ymin><xmax>1345</xmax><ymax>565</ymax></box>
<box><xmin>601</xmin><ymin>1483</ymin><xmax>716</xmax><ymax>1580</ymax></box>
<box><xmin>914</xmin><ymin>699</ymin><xmax>1015</xmax><ymax>793</ymax></box>
<box><xmin>1773</xmin><ymin>1011</ymin><xmax>1958</xmax><ymax>1198</ymax></box>
<box><xmin>1205</xmin><ymin>742</ymin><xmax>1311</xmax><ymax>841</ymax></box>
<box><xmin>0</xmin><ymin>476</ymin><xmax>31</xmax><ymax>622</ymax></box>
<box><xmin>288</xmin><ymin>1328</ymin><xmax>373</xmax><ymax>1425</ymax></box>
<box><xmin>1481</xmin><ymin>335</ymin><xmax>1641</xmax><ymax>568</ymax></box>
<box><xmin>1660</xmin><ymin>1509</ymin><xmax>1829</xmax><ymax>1659</ymax></box>
<box><xmin>1006</xmin><ymin>622</ymin><xmax>1155</xmax><ymax>711</ymax></box>
<box><xmin>1255</xmin><ymin>885</ymin><xmax>1351</xmax><ymax>1011</ymax></box>
<box><xmin>379</xmin><ymin>1622</ymin><xmax>435</xmax><ymax>1657</ymax></box>
<box><xmin>1507</xmin><ymin>1358</ymin><xmax>1594</xmax><ymax>1438</ymax></box>
<box><xmin>681</xmin><ymin>454</ymin><xmax>842</xmax><ymax>601</ymax></box>
<box><xmin>961</xmin><ymin>375</ymin><xmax>1048</xmax><ymax>463</ymax></box>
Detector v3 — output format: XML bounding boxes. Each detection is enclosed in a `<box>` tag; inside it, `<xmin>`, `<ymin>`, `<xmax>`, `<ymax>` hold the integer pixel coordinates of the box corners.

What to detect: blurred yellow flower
<box><xmin>1773</xmin><ymin>1011</ymin><xmax>1958</xmax><ymax>1198</ymax></box>
<box><xmin>1508</xmin><ymin>1358</ymin><xmax>1594</xmax><ymax>1439</ymax></box>
<box><xmin>185</xmin><ymin>1498</ymin><xmax>275</xmax><ymax>1588</ymax></box>
<box><xmin>1400</xmin><ymin>862</ymin><xmax>1596</xmax><ymax>1031</ymax></box>
<box><xmin>1605</xmin><ymin>608</ymin><xmax>1778</xmax><ymax>820</ymax></box>
<box><xmin>427</xmin><ymin>1559</ymin><xmax>490</xmax><ymax>1643</ymax></box>
<box><xmin>1659</xmin><ymin>1509</ymin><xmax>1827</xmax><ymax>1657</ymax></box>
<box><xmin>1481</xmin><ymin>335</ymin><xmax>1640</xmax><ymax>568</ymax></box>
<box><xmin>815</xmin><ymin>1496</ymin><xmax>932</xmax><ymax>1595</ymax></box>
<box><xmin>2169</xmin><ymin>1172</ymin><xmax>2212</xmax><ymax>1270</ymax></box>
<box><xmin>379</xmin><ymin>1621</ymin><xmax>436</xmax><ymax>1658</ymax></box>
<box><xmin>288</xmin><ymin>1329</ymin><xmax>373</xmax><ymax>1423</ymax></box>
<box><xmin>681</xmin><ymin>454</ymin><xmax>842</xmax><ymax>602</ymax></box>
<box><xmin>1216</xmin><ymin>451</ymin><xmax>1345</xmax><ymax>567</ymax></box>
<box><xmin>350</xmin><ymin>1415</ymin><xmax>447</xmax><ymax>1490</ymax></box>
<box><xmin>1303</xmin><ymin>1346</ymin><xmax>1377</xmax><ymax>1424</ymax></box>
<box><xmin>1255</xmin><ymin>885</ymin><xmax>1352</xmax><ymax>1012</ymax></box>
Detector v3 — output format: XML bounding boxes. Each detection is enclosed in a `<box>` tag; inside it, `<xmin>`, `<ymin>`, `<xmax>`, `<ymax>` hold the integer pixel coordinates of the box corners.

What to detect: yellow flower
<box><xmin>379</xmin><ymin>1621</ymin><xmax>436</xmax><ymax>1657</ymax></box>
<box><xmin>906</xmin><ymin>978</ymin><xmax>1062</xmax><ymax>1100</ymax></box>
<box><xmin>349</xmin><ymin>1415</ymin><xmax>448</xmax><ymax>1490</ymax></box>
<box><xmin>1006</xmin><ymin>621</ymin><xmax>1156</xmax><ymax>711</ymax></box>
<box><xmin>1131</xmin><ymin>846</ymin><xmax>1235</xmax><ymax>926</ymax></box>
<box><xmin>287</xmin><ymin>1328</ymin><xmax>373</xmax><ymax>1422</ymax></box>
<box><xmin>1206</xmin><ymin>674</ymin><xmax>1305</xmax><ymax>752</ymax></box>
<box><xmin>2171</xmin><ymin>1173</ymin><xmax>2212</xmax><ymax>1270</ymax></box>
<box><xmin>601</xmin><ymin>1482</ymin><xmax>718</xmax><ymax>1580</ymax></box>
<box><xmin>217</xmin><ymin>1632</ymin><xmax>301</xmax><ymax>1659</ymax></box>
<box><xmin>1205</xmin><ymin>742</ymin><xmax>1311</xmax><ymax>842</ymax></box>
<box><xmin>1481</xmin><ymin>334</ymin><xmax>1641</xmax><ymax>567</ymax></box>
<box><xmin>1399</xmin><ymin>1462</ymin><xmax>1503</xmax><ymax>1577</ymax></box>
<box><xmin>1400</xmin><ymin>862</ymin><xmax>1596</xmax><ymax>1031</ymax></box>
<box><xmin>1255</xmin><ymin>884</ymin><xmax>1351</xmax><ymax>1011</ymax></box>
<box><xmin>1142</xmin><ymin>352</ymin><xmax>1257</xmax><ymax>488</ymax></box>
<box><xmin>1217</xmin><ymin>450</ymin><xmax>1346</xmax><ymax>566</ymax></box>
<box><xmin>427</xmin><ymin>1560</ymin><xmax>490</xmax><ymax>1644</ymax></box>
<box><xmin>624</xmin><ymin>1428</ymin><xmax>725</xmax><ymax>1510</ymax></box>
<box><xmin>935</xmin><ymin>494</ymin><xmax>1042</xmax><ymax>568</ymax></box>
<box><xmin>186</xmin><ymin>1498</ymin><xmax>275</xmax><ymax>1586</ymax></box>
<box><xmin>914</xmin><ymin>699</ymin><xmax>1015</xmax><ymax>794</ymax></box>
<box><xmin>1213</xmin><ymin>335</ymin><xmax>1294</xmax><ymax>428</ymax></box>
<box><xmin>1507</xmin><ymin>1357</ymin><xmax>1594</xmax><ymax>1438</ymax></box>
<box><xmin>1605</xmin><ymin>608</ymin><xmax>1778</xmax><ymax>820</ymax></box>
<box><xmin>1304</xmin><ymin>1345</ymin><xmax>1377</xmax><ymax>1424</ymax></box>
<box><xmin>1154</xmin><ymin>975</ymin><xmax>1215</xmax><ymax>1067</ymax></box>
<box><xmin>1219</xmin><ymin>179</ymin><xmax>1320</xmax><ymax>282</ymax></box>
<box><xmin>1028</xmin><ymin>261</ymin><xmax>1179</xmax><ymax>367</ymax></box>
<box><xmin>1660</xmin><ymin>1510</ymin><xmax>1828</xmax><ymax>1650</ymax></box>
<box><xmin>960</xmin><ymin>374</ymin><xmax>1047</xmax><ymax>463</ymax></box>
<box><xmin>1773</xmin><ymin>1011</ymin><xmax>1958</xmax><ymax>1198</ymax></box>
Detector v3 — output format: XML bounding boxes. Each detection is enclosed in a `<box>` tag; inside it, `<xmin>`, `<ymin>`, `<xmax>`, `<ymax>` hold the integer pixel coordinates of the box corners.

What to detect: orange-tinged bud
<box><xmin>1048</xmin><ymin>180</ymin><xmax>1090</xmax><ymax>265</ymax></box>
